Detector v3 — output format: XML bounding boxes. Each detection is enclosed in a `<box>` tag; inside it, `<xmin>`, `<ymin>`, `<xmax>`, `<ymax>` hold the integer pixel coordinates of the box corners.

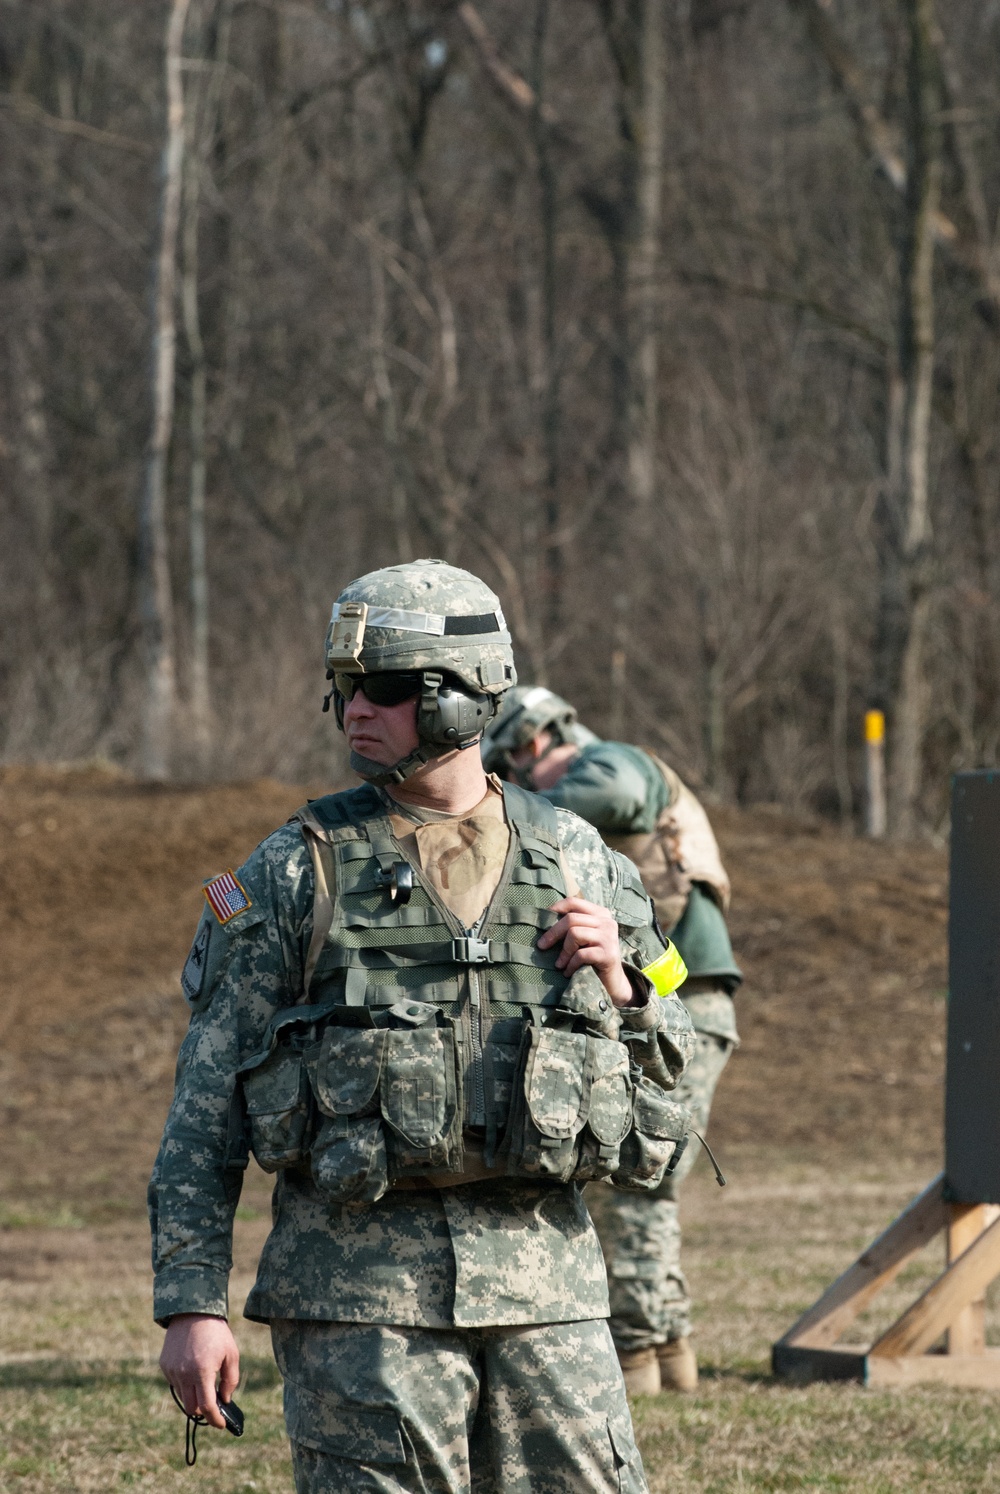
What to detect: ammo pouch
<box><xmin>305</xmin><ymin>1001</ymin><xmax>462</xmax><ymax>1205</ymax></box>
<box><xmin>498</xmin><ymin>1021</ymin><xmax>634</xmax><ymax>1184</ymax></box>
<box><xmin>611</xmin><ymin>1072</ymin><xmax>691</xmax><ymax>1192</ymax></box>
<box><xmin>239</xmin><ymin>1004</ymin><xmax>689</xmax><ymax>1199</ymax></box>
<box><xmin>241</xmin><ymin>1044</ymin><xmax>312</xmax><ymax>1173</ymax></box>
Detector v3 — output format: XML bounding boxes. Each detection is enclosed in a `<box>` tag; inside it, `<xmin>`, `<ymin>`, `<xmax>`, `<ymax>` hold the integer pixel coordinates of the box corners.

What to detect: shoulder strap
<box><xmin>640</xmin><ymin>751</ymin><xmax>731</xmax><ymax>911</ymax></box>
<box><xmin>500</xmin><ymin>780</ymin><xmax>561</xmax><ymax>846</ymax></box>
<box><xmin>291</xmin><ymin>808</ymin><xmax>338</xmax><ymax>1000</ymax></box>
<box><xmin>302</xmin><ymin>783</ymin><xmax>383</xmax><ymax>831</ymax></box>
<box><xmin>290</xmin><ymin>785</ymin><xmax>402</xmax><ymax>998</ymax></box>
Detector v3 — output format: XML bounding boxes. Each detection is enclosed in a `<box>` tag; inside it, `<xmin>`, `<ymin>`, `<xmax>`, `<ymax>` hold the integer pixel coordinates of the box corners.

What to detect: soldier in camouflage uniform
<box><xmin>151</xmin><ymin>561</ymin><xmax>696</xmax><ymax>1492</ymax></box>
<box><xmin>483</xmin><ymin>688</ymin><xmax>741</xmax><ymax>1395</ymax></box>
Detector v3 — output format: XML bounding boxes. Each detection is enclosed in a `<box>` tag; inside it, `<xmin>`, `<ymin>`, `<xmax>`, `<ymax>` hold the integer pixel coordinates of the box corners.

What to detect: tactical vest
<box><xmin>602</xmin><ymin>752</ymin><xmax>731</xmax><ymax>932</ymax></box>
<box><xmin>238</xmin><ymin>782</ymin><xmax>687</xmax><ymax>1202</ymax></box>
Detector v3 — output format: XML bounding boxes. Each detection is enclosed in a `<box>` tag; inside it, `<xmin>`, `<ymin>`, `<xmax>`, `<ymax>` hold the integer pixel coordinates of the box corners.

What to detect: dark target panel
<box><xmin>946</xmin><ymin>772</ymin><xmax>1000</xmax><ymax>1204</ymax></box>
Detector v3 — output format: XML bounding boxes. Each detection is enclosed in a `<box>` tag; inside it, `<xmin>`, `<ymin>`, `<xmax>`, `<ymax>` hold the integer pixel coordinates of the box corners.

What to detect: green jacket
<box><xmin>149</xmin><ymin>787</ymin><xmax>694</xmax><ymax>1330</ymax></box>
<box><xmin>540</xmin><ymin>741</ymin><xmax>741</xmax><ymax>1041</ymax></box>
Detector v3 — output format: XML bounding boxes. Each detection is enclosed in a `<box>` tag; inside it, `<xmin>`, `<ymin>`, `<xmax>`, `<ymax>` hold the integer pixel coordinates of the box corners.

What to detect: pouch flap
<box><xmin>632</xmin><ymin>1082</ymin><xmax>689</xmax><ymax>1141</ymax></box>
<box><xmin>312</xmin><ymin>1027</ymin><xmax>387</xmax><ymax>1115</ymax></box>
<box><xmin>242</xmin><ymin>1050</ymin><xmax>305</xmax><ymax>1116</ymax></box>
<box><xmin>237</xmin><ymin>995</ymin><xmax>370</xmax><ymax>1078</ymax></box>
<box><xmin>386</xmin><ymin>1000</ymin><xmax>440</xmax><ymax>1027</ymax></box>
<box><xmin>525</xmin><ymin>1027</ymin><xmax>588</xmax><ymax>1139</ymax></box>
<box><xmin>381</xmin><ymin>1024</ymin><xmax>453</xmax><ymax>1146</ymax></box>
<box><xmin>607</xmin><ymin>1405</ymin><xmax>639</xmax><ymax>1468</ymax></box>
<box><xmin>586</xmin><ymin>1040</ymin><xmax>632</xmax><ymax>1145</ymax></box>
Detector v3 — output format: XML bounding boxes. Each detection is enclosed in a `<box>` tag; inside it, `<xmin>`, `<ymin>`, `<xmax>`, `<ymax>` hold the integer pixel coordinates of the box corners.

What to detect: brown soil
<box><xmin>0</xmin><ymin>768</ymin><xmax>949</xmax><ymax>1218</ymax></box>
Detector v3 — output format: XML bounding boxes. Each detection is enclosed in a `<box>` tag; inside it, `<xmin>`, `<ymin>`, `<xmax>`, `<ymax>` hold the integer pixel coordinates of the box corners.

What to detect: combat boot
<box><xmin>617</xmin><ymin>1347</ymin><xmax>661</xmax><ymax>1396</ymax></box>
<box><xmin>656</xmin><ymin>1336</ymin><xmax>698</xmax><ymax>1392</ymax></box>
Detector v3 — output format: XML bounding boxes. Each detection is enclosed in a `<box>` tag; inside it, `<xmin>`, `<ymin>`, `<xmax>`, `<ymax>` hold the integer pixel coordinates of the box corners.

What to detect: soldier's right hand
<box><xmin>160</xmin><ymin>1312</ymin><xmax>240</xmax><ymax>1430</ymax></box>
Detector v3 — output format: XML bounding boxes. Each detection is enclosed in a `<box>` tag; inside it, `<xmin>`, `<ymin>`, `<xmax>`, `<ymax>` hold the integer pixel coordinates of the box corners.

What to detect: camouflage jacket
<box><xmin>149</xmin><ymin>791</ymin><xmax>694</xmax><ymax>1330</ymax></box>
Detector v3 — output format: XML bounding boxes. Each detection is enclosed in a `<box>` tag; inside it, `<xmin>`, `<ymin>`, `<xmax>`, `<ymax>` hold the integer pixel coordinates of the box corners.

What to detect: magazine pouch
<box><xmin>611</xmin><ymin>1074</ymin><xmax>690</xmax><ymax>1191</ymax></box>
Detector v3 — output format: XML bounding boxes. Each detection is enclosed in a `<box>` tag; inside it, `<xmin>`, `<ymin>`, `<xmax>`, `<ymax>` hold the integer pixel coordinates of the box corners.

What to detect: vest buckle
<box><xmin>452</xmin><ymin>936</ymin><xmax>493</xmax><ymax>964</ymax></box>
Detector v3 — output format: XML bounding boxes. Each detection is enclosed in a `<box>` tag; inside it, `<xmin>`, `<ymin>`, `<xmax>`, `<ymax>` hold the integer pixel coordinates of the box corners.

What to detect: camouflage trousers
<box><xmin>589</xmin><ymin>1030</ymin><xmax>734</xmax><ymax>1352</ymax></box>
<box><xmin>270</xmin><ymin>1316</ymin><xmax>647</xmax><ymax>1494</ymax></box>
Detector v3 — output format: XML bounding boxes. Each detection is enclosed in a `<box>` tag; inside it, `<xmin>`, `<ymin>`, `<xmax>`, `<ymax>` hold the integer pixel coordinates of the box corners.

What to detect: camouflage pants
<box><xmin>589</xmin><ymin>1030</ymin><xmax>734</xmax><ymax>1352</ymax></box>
<box><xmin>270</xmin><ymin>1316</ymin><xmax>647</xmax><ymax>1494</ymax></box>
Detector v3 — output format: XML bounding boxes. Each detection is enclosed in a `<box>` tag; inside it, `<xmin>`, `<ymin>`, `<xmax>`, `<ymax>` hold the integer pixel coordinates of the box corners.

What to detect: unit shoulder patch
<box><xmin>181</xmin><ymin>918</ymin><xmax>212</xmax><ymax>1003</ymax></box>
<box><xmin>203</xmin><ymin>869</ymin><xmax>253</xmax><ymax>924</ymax></box>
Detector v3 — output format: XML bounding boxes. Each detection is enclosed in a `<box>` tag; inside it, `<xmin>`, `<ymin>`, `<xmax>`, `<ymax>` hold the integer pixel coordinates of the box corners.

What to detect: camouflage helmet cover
<box><xmin>326</xmin><ymin>558</ymin><xmax>515</xmax><ymax>697</ymax></box>
<box><xmin>481</xmin><ymin>684</ymin><xmax>599</xmax><ymax>772</ymax></box>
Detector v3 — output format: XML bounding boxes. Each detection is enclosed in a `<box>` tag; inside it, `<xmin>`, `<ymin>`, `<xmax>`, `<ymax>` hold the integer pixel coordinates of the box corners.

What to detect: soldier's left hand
<box><xmin>539</xmin><ymin>897</ymin><xmax>636</xmax><ymax>1007</ymax></box>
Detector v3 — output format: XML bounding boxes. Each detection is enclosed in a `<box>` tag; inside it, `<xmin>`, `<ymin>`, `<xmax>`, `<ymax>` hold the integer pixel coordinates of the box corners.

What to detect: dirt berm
<box><xmin>0</xmin><ymin>765</ymin><xmax>949</xmax><ymax>1221</ymax></box>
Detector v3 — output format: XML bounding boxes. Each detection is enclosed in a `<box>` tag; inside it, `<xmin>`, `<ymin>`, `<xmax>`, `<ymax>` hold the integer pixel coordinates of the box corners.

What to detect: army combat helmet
<box><xmin>480</xmin><ymin>684</ymin><xmax>600</xmax><ymax>778</ymax></box>
<box><xmin>324</xmin><ymin>558</ymin><xmax>516</xmax><ymax>785</ymax></box>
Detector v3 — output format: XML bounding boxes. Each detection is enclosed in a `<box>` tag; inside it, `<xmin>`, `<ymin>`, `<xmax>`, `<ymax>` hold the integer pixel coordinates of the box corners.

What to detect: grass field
<box><xmin>3</xmin><ymin>768</ymin><xmax>997</xmax><ymax>1491</ymax></box>
<box><xmin>8</xmin><ymin>1148</ymin><xmax>1000</xmax><ymax>1492</ymax></box>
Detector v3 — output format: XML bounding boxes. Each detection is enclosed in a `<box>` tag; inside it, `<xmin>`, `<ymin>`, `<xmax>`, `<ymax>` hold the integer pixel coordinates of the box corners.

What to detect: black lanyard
<box><xmin>169</xmin><ymin>1385</ymin><xmax>244</xmax><ymax>1466</ymax></box>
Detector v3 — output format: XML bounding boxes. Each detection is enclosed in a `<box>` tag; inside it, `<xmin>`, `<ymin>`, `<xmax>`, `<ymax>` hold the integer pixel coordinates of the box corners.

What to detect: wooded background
<box><xmin>3</xmin><ymin>0</ymin><xmax>999</xmax><ymax>836</ymax></box>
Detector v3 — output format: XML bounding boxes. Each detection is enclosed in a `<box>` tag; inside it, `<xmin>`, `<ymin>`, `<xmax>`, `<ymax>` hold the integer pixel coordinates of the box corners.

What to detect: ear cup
<box><xmin>420</xmin><ymin>680</ymin><xmax>497</xmax><ymax>749</ymax></box>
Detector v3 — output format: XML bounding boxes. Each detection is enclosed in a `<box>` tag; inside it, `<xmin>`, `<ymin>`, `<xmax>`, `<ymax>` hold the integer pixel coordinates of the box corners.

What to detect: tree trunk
<box><xmin>887</xmin><ymin>0</ymin><xmax>941</xmax><ymax>838</ymax></box>
<box><xmin>138</xmin><ymin>0</ymin><xmax>191</xmax><ymax>780</ymax></box>
<box><xmin>599</xmin><ymin>0</ymin><xmax>666</xmax><ymax>739</ymax></box>
<box><xmin>530</xmin><ymin>0</ymin><xmax>562</xmax><ymax>646</ymax></box>
<box><xmin>181</xmin><ymin>41</ymin><xmax>209</xmax><ymax>774</ymax></box>
<box><xmin>830</xmin><ymin>597</ymin><xmax>853</xmax><ymax>828</ymax></box>
<box><xmin>627</xmin><ymin>0</ymin><xmax>664</xmax><ymax>519</ymax></box>
<box><xmin>179</xmin><ymin>0</ymin><xmax>231</xmax><ymax>777</ymax></box>
<box><xmin>367</xmin><ymin>242</ymin><xmax>413</xmax><ymax>562</ymax></box>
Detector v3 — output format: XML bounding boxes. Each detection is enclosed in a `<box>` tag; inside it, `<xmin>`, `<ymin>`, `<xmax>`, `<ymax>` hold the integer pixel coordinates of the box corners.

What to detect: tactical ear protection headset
<box><xmin>329</xmin><ymin>668</ymin><xmax>497</xmax><ymax>754</ymax></box>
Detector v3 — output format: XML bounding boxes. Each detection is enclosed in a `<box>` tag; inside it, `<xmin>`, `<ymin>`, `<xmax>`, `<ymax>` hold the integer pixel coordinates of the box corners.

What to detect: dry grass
<box><xmin>8</xmin><ymin>1152</ymin><xmax>1000</xmax><ymax>1491</ymax></box>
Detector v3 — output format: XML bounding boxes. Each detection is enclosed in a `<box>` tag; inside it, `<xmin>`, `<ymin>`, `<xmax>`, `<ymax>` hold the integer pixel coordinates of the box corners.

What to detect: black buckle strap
<box><xmin>451</xmin><ymin>936</ymin><xmax>493</xmax><ymax>963</ymax></box>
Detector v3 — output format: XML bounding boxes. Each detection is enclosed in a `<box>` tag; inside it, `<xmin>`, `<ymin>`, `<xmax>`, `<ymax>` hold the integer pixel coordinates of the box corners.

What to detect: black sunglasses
<box><xmin>335</xmin><ymin>671</ymin><xmax>423</xmax><ymax>707</ymax></box>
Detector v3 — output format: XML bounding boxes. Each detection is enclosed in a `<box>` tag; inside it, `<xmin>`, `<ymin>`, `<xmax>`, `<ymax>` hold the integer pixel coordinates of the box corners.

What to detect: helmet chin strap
<box><xmin>350</xmin><ymin>731</ymin><xmax>484</xmax><ymax>788</ymax></box>
<box><xmin>349</xmin><ymin>742</ymin><xmax>442</xmax><ymax>787</ymax></box>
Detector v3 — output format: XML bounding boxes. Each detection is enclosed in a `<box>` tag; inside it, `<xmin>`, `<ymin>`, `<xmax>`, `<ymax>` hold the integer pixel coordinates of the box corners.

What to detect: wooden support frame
<box><xmin>773</xmin><ymin>1174</ymin><xmax>1000</xmax><ymax>1387</ymax></box>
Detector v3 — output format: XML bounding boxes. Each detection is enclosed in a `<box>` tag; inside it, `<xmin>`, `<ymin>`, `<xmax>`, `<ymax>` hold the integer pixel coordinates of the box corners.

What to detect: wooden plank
<box><xmin>778</xmin><ymin>1174</ymin><xmax>947</xmax><ymax>1349</ymax></box>
<box><xmin>870</xmin><ymin>1212</ymin><xmax>1000</xmax><ymax>1358</ymax></box>
<box><xmin>946</xmin><ymin>1203</ymin><xmax>1000</xmax><ymax>1355</ymax></box>
<box><xmin>772</xmin><ymin>1343</ymin><xmax>867</xmax><ymax>1384</ymax></box>
<box><xmin>866</xmin><ymin>1349</ymin><xmax>1000</xmax><ymax>1390</ymax></box>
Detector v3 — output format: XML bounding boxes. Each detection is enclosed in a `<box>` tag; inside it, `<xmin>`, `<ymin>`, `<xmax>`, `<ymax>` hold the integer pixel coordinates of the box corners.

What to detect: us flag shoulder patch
<box><xmin>203</xmin><ymin>869</ymin><xmax>252</xmax><ymax>925</ymax></box>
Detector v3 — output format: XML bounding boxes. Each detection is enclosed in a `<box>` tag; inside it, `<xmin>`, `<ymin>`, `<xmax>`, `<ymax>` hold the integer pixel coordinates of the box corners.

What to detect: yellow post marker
<box><xmin>865</xmin><ymin>709</ymin><xmax>886</xmax><ymax>839</ymax></box>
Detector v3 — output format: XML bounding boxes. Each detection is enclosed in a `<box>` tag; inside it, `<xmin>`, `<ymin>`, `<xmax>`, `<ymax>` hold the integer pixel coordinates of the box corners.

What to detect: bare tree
<box><xmin>179</xmin><ymin>0</ymin><xmax>232</xmax><ymax>775</ymax></box>
<box><xmin>883</xmin><ymin>0</ymin><xmax>942</xmax><ymax>836</ymax></box>
<box><xmin>5</xmin><ymin>0</ymin><xmax>1000</xmax><ymax>833</ymax></box>
<box><xmin>138</xmin><ymin>0</ymin><xmax>191</xmax><ymax>780</ymax></box>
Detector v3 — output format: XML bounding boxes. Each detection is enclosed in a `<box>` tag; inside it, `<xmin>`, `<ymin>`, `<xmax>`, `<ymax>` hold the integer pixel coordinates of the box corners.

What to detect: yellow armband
<box><xmin>641</xmin><ymin>941</ymin><xmax>688</xmax><ymax>997</ymax></box>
